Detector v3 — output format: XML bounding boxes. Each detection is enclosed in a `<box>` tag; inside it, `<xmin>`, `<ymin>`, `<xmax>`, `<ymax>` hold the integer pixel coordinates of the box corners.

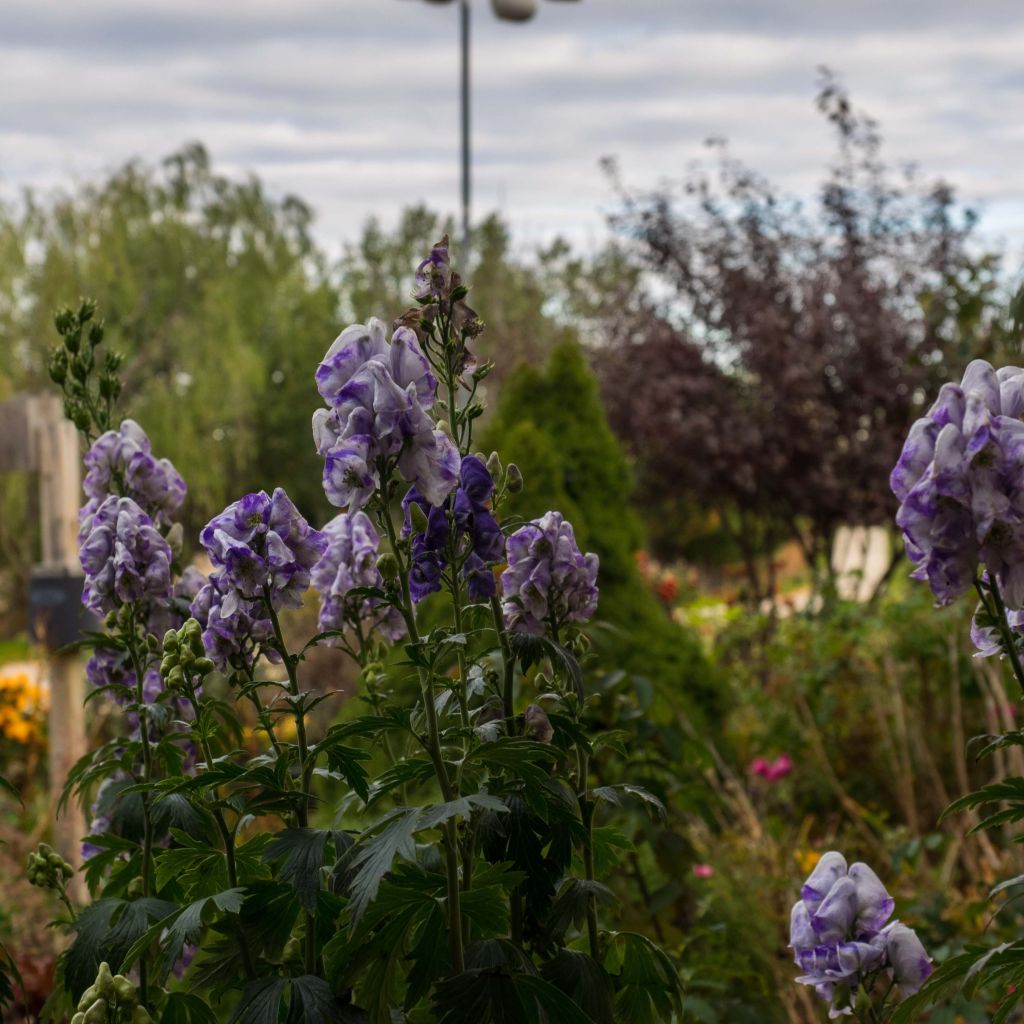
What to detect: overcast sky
<box><xmin>3</xmin><ymin>0</ymin><xmax>1024</xmax><ymax>256</ymax></box>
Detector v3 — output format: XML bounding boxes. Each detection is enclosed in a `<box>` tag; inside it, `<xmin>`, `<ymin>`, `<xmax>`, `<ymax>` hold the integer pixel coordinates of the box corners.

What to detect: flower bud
<box><xmin>95</xmin><ymin>962</ymin><xmax>114</xmax><ymax>997</ymax></box>
<box><xmin>505</xmin><ymin>464</ymin><xmax>523</xmax><ymax>494</ymax></box>
<box><xmin>127</xmin><ymin>876</ymin><xmax>145</xmax><ymax>899</ymax></box>
<box><xmin>83</xmin><ymin>999</ymin><xmax>107</xmax><ymax>1024</ymax></box>
<box><xmin>131</xmin><ymin>1008</ymin><xmax>153</xmax><ymax>1024</ymax></box>
<box><xmin>112</xmin><ymin>974</ymin><xmax>137</xmax><ymax>1006</ymax></box>
<box><xmin>377</xmin><ymin>552</ymin><xmax>399</xmax><ymax>582</ymax></box>
<box><xmin>409</xmin><ymin>502</ymin><xmax>429</xmax><ymax>536</ymax></box>
<box><xmin>435</xmin><ymin>420</ymin><xmax>452</xmax><ymax>437</ymax></box>
<box><xmin>524</xmin><ymin>704</ymin><xmax>554</xmax><ymax>744</ymax></box>
<box><xmin>145</xmin><ymin>633</ymin><xmax>160</xmax><ymax>653</ymax></box>
<box><xmin>165</xmin><ymin>522</ymin><xmax>184</xmax><ymax>556</ymax></box>
<box><xmin>48</xmin><ymin>348</ymin><xmax>68</xmax><ymax>384</ymax></box>
<box><xmin>486</xmin><ymin>452</ymin><xmax>502</xmax><ymax>480</ymax></box>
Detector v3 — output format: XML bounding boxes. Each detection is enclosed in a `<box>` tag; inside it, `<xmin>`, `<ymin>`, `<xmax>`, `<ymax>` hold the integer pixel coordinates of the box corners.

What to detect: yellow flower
<box><xmin>795</xmin><ymin>849</ymin><xmax>821</xmax><ymax>875</ymax></box>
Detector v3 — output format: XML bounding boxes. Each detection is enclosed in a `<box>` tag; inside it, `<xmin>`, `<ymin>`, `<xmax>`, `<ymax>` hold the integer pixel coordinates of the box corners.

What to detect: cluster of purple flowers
<box><xmin>199</xmin><ymin>488</ymin><xmax>326</xmax><ymax>610</ymax></box>
<box><xmin>891</xmin><ymin>360</ymin><xmax>1024</xmax><ymax>611</ymax></box>
<box><xmin>192</xmin><ymin>488</ymin><xmax>325</xmax><ymax>669</ymax></box>
<box><xmin>311</xmin><ymin>512</ymin><xmax>406</xmax><ymax>643</ymax></box>
<box><xmin>312</xmin><ymin>318</ymin><xmax>460</xmax><ymax>512</ymax></box>
<box><xmin>790</xmin><ymin>852</ymin><xmax>932</xmax><ymax>1018</ymax></box>
<box><xmin>79</xmin><ymin>496</ymin><xmax>173</xmax><ymax>614</ymax></box>
<box><xmin>500</xmin><ymin>511</ymin><xmax>599</xmax><ymax>636</ymax></box>
<box><xmin>80</xmin><ymin>419</ymin><xmax>186</xmax><ymax>531</ymax></box>
<box><xmin>414</xmin><ymin>237</ymin><xmax>451</xmax><ymax>302</ymax></box>
<box><xmin>402</xmin><ymin>454</ymin><xmax>505</xmax><ymax>603</ymax></box>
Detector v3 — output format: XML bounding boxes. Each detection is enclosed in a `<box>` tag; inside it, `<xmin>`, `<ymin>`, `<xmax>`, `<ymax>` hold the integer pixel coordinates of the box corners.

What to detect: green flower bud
<box><xmin>131</xmin><ymin>1006</ymin><xmax>154</xmax><ymax>1024</ymax></box>
<box><xmin>95</xmin><ymin>961</ymin><xmax>114</xmax><ymax>997</ymax></box>
<box><xmin>165</xmin><ymin>522</ymin><xmax>183</xmax><ymax>556</ymax></box>
<box><xmin>126</xmin><ymin>876</ymin><xmax>145</xmax><ymax>899</ymax></box>
<box><xmin>377</xmin><ymin>552</ymin><xmax>399</xmax><ymax>582</ymax></box>
<box><xmin>71</xmin><ymin>1014</ymin><xmax>86</xmax><ymax>1024</ymax></box>
<box><xmin>486</xmin><ymin>451</ymin><xmax>502</xmax><ymax>480</ymax></box>
<box><xmin>163</xmin><ymin>629</ymin><xmax>179</xmax><ymax>652</ymax></box>
<box><xmin>77</xmin><ymin>984</ymin><xmax>99</xmax><ymax>1010</ymax></box>
<box><xmin>145</xmin><ymin>633</ymin><xmax>160</xmax><ymax>653</ymax></box>
<box><xmin>194</xmin><ymin>657</ymin><xmax>215</xmax><ymax>676</ymax></box>
<box><xmin>82</xmin><ymin>998</ymin><xmax>107</xmax><ymax>1024</ymax></box>
<box><xmin>183</xmin><ymin>618</ymin><xmax>202</xmax><ymax>643</ymax></box>
<box><xmin>505</xmin><ymin>463</ymin><xmax>524</xmax><ymax>494</ymax></box>
<box><xmin>112</xmin><ymin>974</ymin><xmax>137</xmax><ymax>1006</ymax></box>
<box><xmin>409</xmin><ymin>502</ymin><xmax>429</xmax><ymax>536</ymax></box>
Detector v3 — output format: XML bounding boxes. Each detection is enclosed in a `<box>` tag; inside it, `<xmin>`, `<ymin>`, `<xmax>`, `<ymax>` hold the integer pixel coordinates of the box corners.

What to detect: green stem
<box><xmin>263</xmin><ymin>589</ymin><xmax>318</xmax><ymax>976</ymax></box>
<box><xmin>125</xmin><ymin>616</ymin><xmax>155</xmax><ymax>1008</ymax></box>
<box><xmin>186</xmin><ymin>690</ymin><xmax>256</xmax><ymax>979</ymax></box>
<box><xmin>977</xmin><ymin>575</ymin><xmax>1024</xmax><ymax>695</ymax></box>
<box><xmin>490</xmin><ymin>597</ymin><xmax>516</xmax><ymax>733</ymax></box>
<box><xmin>379</xmin><ymin>496</ymin><xmax>465</xmax><ymax>973</ymax></box>
<box><xmin>578</xmin><ymin>749</ymin><xmax>600</xmax><ymax>960</ymax></box>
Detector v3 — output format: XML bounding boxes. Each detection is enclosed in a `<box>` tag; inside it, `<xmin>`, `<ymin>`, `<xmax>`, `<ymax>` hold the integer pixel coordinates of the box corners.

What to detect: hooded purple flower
<box><xmin>190</xmin><ymin>572</ymin><xmax>275</xmax><ymax>672</ymax></box>
<box><xmin>80</xmin><ymin>419</ymin><xmax>186</xmax><ymax>530</ymax></box>
<box><xmin>500</xmin><ymin>511</ymin><xmax>598</xmax><ymax>635</ymax></box>
<box><xmin>414</xmin><ymin>237</ymin><xmax>452</xmax><ymax>302</ymax></box>
<box><xmin>79</xmin><ymin>496</ymin><xmax>172</xmax><ymax>614</ymax></box>
<box><xmin>402</xmin><ymin>455</ymin><xmax>505</xmax><ymax>604</ymax></box>
<box><xmin>312</xmin><ymin>319</ymin><xmax>459</xmax><ymax>513</ymax></box>
<box><xmin>311</xmin><ymin>512</ymin><xmax>406</xmax><ymax>644</ymax></box>
<box><xmin>200</xmin><ymin>488</ymin><xmax>326</xmax><ymax>610</ymax></box>
<box><xmin>790</xmin><ymin>851</ymin><xmax>930</xmax><ymax>1018</ymax></box>
<box><xmin>892</xmin><ymin>360</ymin><xmax>1024</xmax><ymax>608</ymax></box>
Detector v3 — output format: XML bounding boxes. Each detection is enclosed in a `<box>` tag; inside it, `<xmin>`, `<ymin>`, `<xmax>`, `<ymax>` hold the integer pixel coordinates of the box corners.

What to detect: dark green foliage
<box><xmin>484</xmin><ymin>342</ymin><xmax>716</xmax><ymax>714</ymax></box>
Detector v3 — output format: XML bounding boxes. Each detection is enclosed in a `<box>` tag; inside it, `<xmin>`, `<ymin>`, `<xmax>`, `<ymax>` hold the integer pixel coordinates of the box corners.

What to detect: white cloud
<box><xmin>1</xmin><ymin>1</ymin><xmax>1024</xmax><ymax>255</ymax></box>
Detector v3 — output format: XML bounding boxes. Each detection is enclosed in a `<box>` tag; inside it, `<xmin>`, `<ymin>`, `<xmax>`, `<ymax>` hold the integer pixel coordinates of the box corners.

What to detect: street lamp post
<box><xmin>409</xmin><ymin>0</ymin><xmax>578</xmax><ymax>260</ymax></box>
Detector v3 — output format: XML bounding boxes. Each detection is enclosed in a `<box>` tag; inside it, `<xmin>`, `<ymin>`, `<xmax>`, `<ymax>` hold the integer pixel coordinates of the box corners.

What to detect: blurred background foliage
<box><xmin>2</xmin><ymin>81</ymin><xmax>1024</xmax><ymax>1020</ymax></box>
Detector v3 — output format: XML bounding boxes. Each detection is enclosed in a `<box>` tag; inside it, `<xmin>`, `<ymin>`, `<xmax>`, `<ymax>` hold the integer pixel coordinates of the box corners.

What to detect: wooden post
<box><xmin>32</xmin><ymin>397</ymin><xmax>87</xmax><ymax>894</ymax></box>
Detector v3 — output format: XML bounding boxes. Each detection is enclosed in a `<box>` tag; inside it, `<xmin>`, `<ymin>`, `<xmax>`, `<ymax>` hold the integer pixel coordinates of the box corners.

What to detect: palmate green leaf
<box><xmin>941</xmin><ymin>777</ymin><xmax>1024</xmax><ymax>821</ymax></box>
<box><xmin>541</xmin><ymin>950</ymin><xmax>615</xmax><ymax>1024</ymax></box>
<box><xmin>432</xmin><ymin>964</ymin><xmax>597</xmax><ymax>1024</ymax></box>
<box><xmin>547</xmin><ymin>878</ymin><xmax>618</xmax><ymax>942</ymax></box>
<box><xmin>154</xmin><ymin>844</ymin><xmax>225</xmax><ymax>894</ymax></box>
<box><xmin>348</xmin><ymin>796</ymin><xmax>509</xmax><ymax>924</ymax></box>
<box><xmin>508</xmin><ymin>633</ymin><xmax>584</xmax><ymax>701</ymax></box>
<box><xmin>591</xmin><ymin>825</ymin><xmax>635</xmax><ymax>876</ymax></box>
<box><xmin>0</xmin><ymin>940</ymin><xmax>22</xmax><ymax>1012</ymax></box>
<box><xmin>591</xmin><ymin>784</ymin><xmax>666</xmax><ymax>821</ymax></box>
<box><xmin>120</xmin><ymin>889</ymin><xmax>245</xmax><ymax>984</ymax></box>
<box><xmin>229</xmin><ymin>978</ymin><xmax>290</xmax><ymax>1024</ymax></box>
<box><xmin>967</xmin><ymin>731</ymin><xmax>1024</xmax><ymax>762</ymax></box>
<box><xmin>465</xmin><ymin>739</ymin><xmax>558</xmax><ymax>792</ymax></box>
<box><xmin>263</xmin><ymin>827</ymin><xmax>331</xmax><ymax>912</ymax></box>
<box><xmin>162</xmin><ymin>991</ymin><xmax>221</xmax><ymax>1024</ymax></box>
<box><xmin>288</xmin><ymin>975</ymin><xmax>347</xmax><ymax>1024</ymax></box>
<box><xmin>605</xmin><ymin>932</ymin><xmax>683</xmax><ymax>1024</ymax></box>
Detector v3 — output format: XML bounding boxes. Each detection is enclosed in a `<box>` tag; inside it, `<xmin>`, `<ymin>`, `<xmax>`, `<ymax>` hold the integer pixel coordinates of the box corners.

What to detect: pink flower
<box><xmin>692</xmin><ymin>864</ymin><xmax>714</xmax><ymax>878</ymax></box>
<box><xmin>750</xmin><ymin>756</ymin><xmax>770</xmax><ymax>777</ymax></box>
<box><xmin>765</xmin><ymin>754</ymin><xmax>793</xmax><ymax>781</ymax></box>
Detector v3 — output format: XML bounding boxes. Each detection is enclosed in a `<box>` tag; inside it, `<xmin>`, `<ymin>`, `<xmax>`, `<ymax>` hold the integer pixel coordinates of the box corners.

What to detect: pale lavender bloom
<box><xmin>892</xmin><ymin>360</ymin><xmax>1024</xmax><ymax>609</ymax></box>
<box><xmin>200</xmin><ymin>488</ymin><xmax>326</xmax><ymax>610</ymax></box>
<box><xmin>311</xmin><ymin>512</ymin><xmax>405</xmax><ymax>645</ymax></box>
<box><xmin>500</xmin><ymin>511</ymin><xmax>599</xmax><ymax>636</ymax></box>
<box><xmin>884</xmin><ymin>923</ymin><xmax>933</xmax><ymax>997</ymax></box>
<box><xmin>312</xmin><ymin>319</ymin><xmax>458</xmax><ymax>513</ymax></box>
<box><xmin>790</xmin><ymin>852</ymin><xmax>926</xmax><ymax>1018</ymax></box>
<box><xmin>81</xmin><ymin>419</ymin><xmax>186</xmax><ymax>529</ymax></box>
<box><xmin>79</xmin><ymin>496</ymin><xmax>172</xmax><ymax>614</ymax></box>
<box><xmin>971</xmin><ymin>603</ymin><xmax>1024</xmax><ymax>658</ymax></box>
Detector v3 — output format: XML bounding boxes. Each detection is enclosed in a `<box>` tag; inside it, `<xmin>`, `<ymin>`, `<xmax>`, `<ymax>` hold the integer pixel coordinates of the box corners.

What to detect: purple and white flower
<box><xmin>892</xmin><ymin>360</ymin><xmax>1024</xmax><ymax>610</ymax></box>
<box><xmin>312</xmin><ymin>318</ymin><xmax>460</xmax><ymax>513</ymax></box>
<box><xmin>500</xmin><ymin>511</ymin><xmax>598</xmax><ymax>635</ymax></box>
<box><xmin>79</xmin><ymin>496</ymin><xmax>173</xmax><ymax>614</ymax></box>
<box><xmin>199</xmin><ymin>488</ymin><xmax>326</xmax><ymax>610</ymax></box>
<box><xmin>80</xmin><ymin>419</ymin><xmax>186</xmax><ymax>530</ymax></box>
<box><xmin>311</xmin><ymin>512</ymin><xmax>406</xmax><ymax>644</ymax></box>
<box><xmin>790</xmin><ymin>851</ymin><xmax>931</xmax><ymax>1018</ymax></box>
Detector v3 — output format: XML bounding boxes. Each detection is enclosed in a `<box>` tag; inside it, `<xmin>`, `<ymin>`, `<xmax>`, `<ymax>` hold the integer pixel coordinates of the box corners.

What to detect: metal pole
<box><xmin>460</xmin><ymin>0</ymin><xmax>471</xmax><ymax>260</ymax></box>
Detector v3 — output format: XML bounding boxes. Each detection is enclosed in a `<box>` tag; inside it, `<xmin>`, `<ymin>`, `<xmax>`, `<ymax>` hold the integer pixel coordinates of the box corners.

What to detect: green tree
<box><xmin>484</xmin><ymin>342</ymin><xmax>716</xmax><ymax>713</ymax></box>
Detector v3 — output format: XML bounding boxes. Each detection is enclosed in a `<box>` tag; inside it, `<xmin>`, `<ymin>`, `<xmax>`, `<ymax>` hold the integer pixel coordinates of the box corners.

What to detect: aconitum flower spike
<box><xmin>791</xmin><ymin>851</ymin><xmax>929</xmax><ymax>1018</ymax></box>
<box><xmin>500</xmin><ymin>511</ymin><xmax>599</xmax><ymax>636</ymax></box>
<box><xmin>311</xmin><ymin>512</ymin><xmax>406</xmax><ymax>644</ymax></box>
<box><xmin>81</xmin><ymin>419</ymin><xmax>186</xmax><ymax>529</ymax></box>
<box><xmin>200</xmin><ymin>488</ymin><xmax>326</xmax><ymax>610</ymax></box>
<box><xmin>891</xmin><ymin>359</ymin><xmax>1024</xmax><ymax>613</ymax></box>
<box><xmin>79</xmin><ymin>496</ymin><xmax>172</xmax><ymax>613</ymax></box>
